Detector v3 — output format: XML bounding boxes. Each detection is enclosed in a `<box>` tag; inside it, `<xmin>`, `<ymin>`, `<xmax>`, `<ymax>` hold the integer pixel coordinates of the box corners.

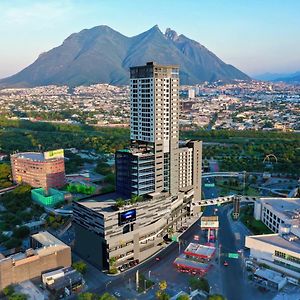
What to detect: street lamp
<box><xmin>105</xmin><ymin>280</ymin><xmax>112</xmax><ymax>289</ymax></box>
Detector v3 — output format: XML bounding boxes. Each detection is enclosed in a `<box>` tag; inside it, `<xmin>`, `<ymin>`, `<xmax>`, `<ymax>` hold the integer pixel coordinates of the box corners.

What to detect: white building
<box><xmin>246</xmin><ymin>228</ymin><xmax>300</xmax><ymax>280</ymax></box>
<box><xmin>253</xmin><ymin>197</ymin><xmax>300</xmax><ymax>233</ymax></box>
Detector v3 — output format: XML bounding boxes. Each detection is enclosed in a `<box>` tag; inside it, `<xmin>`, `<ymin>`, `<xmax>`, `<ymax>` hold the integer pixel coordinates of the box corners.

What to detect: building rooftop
<box><xmin>75</xmin><ymin>192</ymin><xmax>126</xmax><ymax>215</ymax></box>
<box><xmin>31</xmin><ymin>231</ymin><xmax>66</xmax><ymax>246</ymax></box>
<box><xmin>174</xmin><ymin>254</ymin><xmax>210</xmax><ymax>271</ymax></box>
<box><xmin>254</xmin><ymin>268</ymin><xmax>286</xmax><ymax>284</ymax></box>
<box><xmin>247</xmin><ymin>233</ymin><xmax>300</xmax><ymax>253</ymax></box>
<box><xmin>184</xmin><ymin>242</ymin><xmax>216</xmax><ymax>258</ymax></box>
<box><xmin>260</xmin><ymin>197</ymin><xmax>300</xmax><ymax>221</ymax></box>
<box><xmin>13</xmin><ymin>152</ymin><xmax>45</xmax><ymax>161</ymax></box>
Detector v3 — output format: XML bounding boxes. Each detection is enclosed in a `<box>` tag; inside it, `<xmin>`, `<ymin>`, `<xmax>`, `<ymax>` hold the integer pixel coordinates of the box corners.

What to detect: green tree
<box><xmin>13</xmin><ymin>226</ymin><xmax>30</xmax><ymax>239</ymax></box>
<box><xmin>159</xmin><ymin>280</ymin><xmax>167</xmax><ymax>291</ymax></box>
<box><xmin>99</xmin><ymin>292</ymin><xmax>116</xmax><ymax>300</ymax></box>
<box><xmin>72</xmin><ymin>261</ymin><xmax>87</xmax><ymax>274</ymax></box>
<box><xmin>177</xmin><ymin>294</ymin><xmax>190</xmax><ymax>300</ymax></box>
<box><xmin>3</xmin><ymin>285</ymin><xmax>15</xmax><ymax>296</ymax></box>
<box><xmin>77</xmin><ymin>293</ymin><xmax>97</xmax><ymax>300</ymax></box>
<box><xmin>207</xmin><ymin>294</ymin><xmax>226</xmax><ymax>300</ymax></box>
<box><xmin>8</xmin><ymin>293</ymin><xmax>27</xmax><ymax>300</ymax></box>
<box><xmin>115</xmin><ymin>198</ymin><xmax>125</xmax><ymax>208</ymax></box>
<box><xmin>156</xmin><ymin>290</ymin><xmax>170</xmax><ymax>300</ymax></box>
<box><xmin>189</xmin><ymin>277</ymin><xmax>210</xmax><ymax>293</ymax></box>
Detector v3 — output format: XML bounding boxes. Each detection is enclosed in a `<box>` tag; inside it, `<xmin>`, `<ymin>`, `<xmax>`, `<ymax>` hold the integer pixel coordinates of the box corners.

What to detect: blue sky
<box><xmin>1</xmin><ymin>0</ymin><xmax>300</xmax><ymax>78</ymax></box>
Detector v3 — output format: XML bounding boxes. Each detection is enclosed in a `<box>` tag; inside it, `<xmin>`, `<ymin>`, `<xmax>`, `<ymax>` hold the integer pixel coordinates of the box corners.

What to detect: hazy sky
<box><xmin>1</xmin><ymin>0</ymin><xmax>300</xmax><ymax>78</ymax></box>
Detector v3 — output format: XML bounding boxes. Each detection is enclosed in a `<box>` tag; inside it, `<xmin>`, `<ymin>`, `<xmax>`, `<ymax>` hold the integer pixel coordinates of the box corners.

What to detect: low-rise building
<box><xmin>253</xmin><ymin>268</ymin><xmax>287</xmax><ymax>290</ymax></box>
<box><xmin>245</xmin><ymin>225</ymin><xmax>300</xmax><ymax>280</ymax></box>
<box><xmin>0</xmin><ymin>231</ymin><xmax>71</xmax><ymax>291</ymax></box>
<box><xmin>42</xmin><ymin>267</ymin><xmax>84</xmax><ymax>297</ymax></box>
<box><xmin>11</xmin><ymin>150</ymin><xmax>66</xmax><ymax>190</ymax></box>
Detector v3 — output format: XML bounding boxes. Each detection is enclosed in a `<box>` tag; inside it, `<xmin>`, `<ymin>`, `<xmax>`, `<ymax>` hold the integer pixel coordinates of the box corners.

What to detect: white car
<box><xmin>114</xmin><ymin>292</ymin><xmax>121</xmax><ymax>298</ymax></box>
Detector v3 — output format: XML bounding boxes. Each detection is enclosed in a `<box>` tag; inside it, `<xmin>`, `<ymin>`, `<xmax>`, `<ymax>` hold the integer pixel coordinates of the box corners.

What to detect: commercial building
<box><xmin>74</xmin><ymin>63</ymin><xmax>202</xmax><ymax>271</ymax></box>
<box><xmin>0</xmin><ymin>231</ymin><xmax>71</xmax><ymax>291</ymax></box>
<box><xmin>42</xmin><ymin>267</ymin><xmax>84</xmax><ymax>297</ymax></box>
<box><xmin>253</xmin><ymin>197</ymin><xmax>300</xmax><ymax>233</ymax></box>
<box><xmin>11</xmin><ymin>149</ymin><xmax>66</xmax><ymax>190</ymax></box>
<box><xmin>246</xmin><ymin>228</ymin><xmax>300</xmax><ymax>280</ymax></box>
<box><xmin>253</xmin><ymin>268</ymin><xmax>287</xmax><ymax>290</ymax></box>
<box><xmin>173</xmin><ymin>242</ymin><xmax>215</xmax><ymax>275</ymax></box>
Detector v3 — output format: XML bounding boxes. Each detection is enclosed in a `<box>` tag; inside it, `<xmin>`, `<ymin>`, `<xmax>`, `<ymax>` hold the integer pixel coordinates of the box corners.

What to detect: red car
<box><xmin>223</xmin><ymin>261</ymin><xmax>229</xmax><ymax>267</ymax></box>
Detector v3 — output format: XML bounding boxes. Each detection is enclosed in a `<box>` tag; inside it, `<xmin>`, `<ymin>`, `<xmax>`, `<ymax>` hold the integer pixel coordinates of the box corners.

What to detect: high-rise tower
<box><xmin>116</xmin><ymin>62</ymin><xmax>181</xmax><ymax>196</ymax></box>
<box><xmin>74</xmin><ymin>62</ymin><xmax>202</xmax><ymax>271</ymax></box>
<box><xmin>116</xmin><ymin>62</ymin><xmax>201</xmax><ymax>201</ymax></box>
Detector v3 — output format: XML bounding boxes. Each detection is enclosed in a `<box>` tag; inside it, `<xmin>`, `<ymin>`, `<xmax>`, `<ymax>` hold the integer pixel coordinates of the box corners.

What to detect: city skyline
<box><xmin>1</xmin><ymin>0</ymin><xmax>300</xmax><ymax>78</ymax></box>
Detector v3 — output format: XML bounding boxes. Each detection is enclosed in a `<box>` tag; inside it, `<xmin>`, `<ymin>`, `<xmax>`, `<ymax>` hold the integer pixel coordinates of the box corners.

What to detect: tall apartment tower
<box><xmin>73</xmin><ymin>63</ymin><xmax>202</xmax><ymax>271</ymax></box>
<box><xmin>117</xmin><ymin>62</ymin><xmax>180</xmax><ymax>196</ymax></box>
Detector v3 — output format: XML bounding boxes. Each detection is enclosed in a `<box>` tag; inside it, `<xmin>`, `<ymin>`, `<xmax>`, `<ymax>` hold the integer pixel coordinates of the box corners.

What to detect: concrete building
<box><xmin>246</xmin><ymin>225</ymin><xmax>300</xmax><ymax>280</ymax></box>
<box><xmin>11</xmin><ymin>149</ymin><xmax>66</xmax><ymax>190</ymax></box>
<box><xmin>253</xmin><ymin>268</ymin><xmax>287</xmax><ymax>290</ymax></box>
<box><xmin>0</xmin><ymin>231</ymin><xmax>71</xmax><ymax>291</ymax></box>
<box><xmin>74</xmin><ymin>63</ymin><xmax>202</xmax><ymax>271</ymax></box>
<box><xmin>253</xmin><ymin>197</ymin><xmax>300</xmax><ymax>233</ymax></box>
<box><xmin>246</xmin><ymin>197</ymin><xmax>300</xmax><ymax>280</ymax></box>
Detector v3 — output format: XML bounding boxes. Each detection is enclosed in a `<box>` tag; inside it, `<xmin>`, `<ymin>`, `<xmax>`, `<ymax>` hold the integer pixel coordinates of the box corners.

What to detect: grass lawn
<box><xmin>239</xmin><ymin>206</ymin><xmax>273</xmax><ymax>235</ymax></box>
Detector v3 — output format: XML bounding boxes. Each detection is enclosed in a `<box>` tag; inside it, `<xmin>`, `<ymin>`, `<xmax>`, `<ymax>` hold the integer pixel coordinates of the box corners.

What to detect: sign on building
<box><xmin>44</xmin><ymin>149</ymin><xmax>64</xmax><ymax>160</ymax></box>
<box><xmin>201</xmin><ymin>216</ymin><xmax>219</xmax><ymax>229</ymax></box>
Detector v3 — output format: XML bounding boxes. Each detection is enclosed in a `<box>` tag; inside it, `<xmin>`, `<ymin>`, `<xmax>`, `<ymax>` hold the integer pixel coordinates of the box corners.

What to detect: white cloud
<box><xmin>1</xmin><ymin>0</ymin><xmax>74</xmax><ymax>26</ymax></box>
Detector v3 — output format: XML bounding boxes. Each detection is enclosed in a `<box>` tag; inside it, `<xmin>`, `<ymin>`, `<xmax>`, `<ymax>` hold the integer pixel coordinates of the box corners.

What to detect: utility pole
<box><xmin>218</xmin><ymin>243</ymin><xmax>222</xmax><ymax>266</ymax></box>
<box><xmin>243</xmin><ymin>170</ymin><xmax>246</xmax><ymax>196</ymax></box>
<box><xmin>136</xmin><ymin>270</ymin><xmax>139</xmax><ymax>292</ymax></box>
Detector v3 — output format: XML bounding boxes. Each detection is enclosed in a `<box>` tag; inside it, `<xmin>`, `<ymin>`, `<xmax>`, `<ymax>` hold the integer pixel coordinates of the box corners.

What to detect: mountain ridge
<box><xmin>0</xmin><ymin>25</ymin><xmax>250</xmax><ymax>87</ymax></box>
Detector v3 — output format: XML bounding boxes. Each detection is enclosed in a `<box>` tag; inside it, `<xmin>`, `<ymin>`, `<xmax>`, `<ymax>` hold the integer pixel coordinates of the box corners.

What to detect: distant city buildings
<box><xmin>10</xmin><ymin>149</ymin><xmax>66</xmax><ymax>190</ymax></box>
<box><xmin>73</xmin><ymin>62</ymin><xmax>202</xmax><ymax>271</ymax></box>
<box><xmin>0</xmin><ymin>231</ymin><xmax>71</xmax><ymax>290</ymax></box>
<box><xmin>0</xmin><ymin>80</ymin><xmax>299</xmax><ymax>131</ymax></box>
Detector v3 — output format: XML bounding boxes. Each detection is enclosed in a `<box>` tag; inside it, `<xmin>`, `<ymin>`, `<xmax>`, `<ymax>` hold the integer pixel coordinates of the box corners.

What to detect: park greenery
<box><xmin>72</xmin><ymin>261</ymin><xmax>88</xmax><ymax>274</ymax></box>
<box><xmin>0</xmin><ymin>118</ymin><xmax>299</xmax><ymax>175</ymax></box>
<box><xmin>45</xmin><ymin>214</ymin><xmax>69</xmax><ymax>230</ymax></box>
<box><xmin>3</xmin><ymin>285</ymin><xmax>27</xmax><ymax>300</ymax></box>
<box><xmin>77</xmin><ymin>292</ymin><xmax>116</xmax><ymax>300</ymax></box>
<box><xmin>137</xmin><ymin>273</ymin><xmax>154</xmax><ymax>293</ymax></box>
<box><xmin>177</xmin><ymin>295</ymin><xmax>190</xmax><ymax>300</ymax></box>
<box><xmin>67</xmin><ymin>183</ymin><xmax>96</xmax><ymax>195</ymax></box>
<box><xmin>216</xmin><ymin>178</ymin><xmax>260</xmax><ymax>197</ymax></box>
<box><xmin>189</xmin><ymin>277</ymin><xmax>210</xmax><ymax>293</ymax></box>
<box><xmin>207</xmin><ymin>294</ymin><xmax>226</xmax><ymax>300</ymax></box>
<box><xmin>0</xmin><ymin>184</ymin><xmax>45</xmax><ymax>249</ymax></box>
<box><xmin>0</xmin><ymin>163</ymin><xmax>12</xmax><ymax>189</ymax></box>
<box><xmin>156</xmin><ymin>280</ymin><xmax>170</xmax><ymax>300</ymax></box>
<box><xmin>239</xmin><ymin>205</ymin><xmax>273</xmax><ymax>235</ymax></box>
<box><xmin>108</xmin><ymin>257</ymin><xmax>118</xmax><ymax>274</ymax></box>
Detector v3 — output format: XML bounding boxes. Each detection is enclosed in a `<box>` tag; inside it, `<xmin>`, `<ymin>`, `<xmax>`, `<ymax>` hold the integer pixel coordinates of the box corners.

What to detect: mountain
<box><xmin>254</xmin><ymin>71</ymin><xmax>300</xmax><ymax>83</ymax></box>
<box><xmin>275</xmin><ymin>71</ymin><xmax>300</xmax><ymax>84</ymax></box>
<box><xmin>0</xmin><ymin>25</ymin><xmax>250</xmax><ymax>87</ymax></box>
<box><xmin>253</xmin><ymin>72</ymin><xmax>289</xmax><ymax>81</ymax></box>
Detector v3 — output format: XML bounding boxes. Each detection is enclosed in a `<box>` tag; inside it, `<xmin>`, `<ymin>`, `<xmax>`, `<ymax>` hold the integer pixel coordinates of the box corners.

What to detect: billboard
<box><xmin>44</xmin><ymin>149</ymin><xmax>64</xmax><ymax>160</ymax></box>
<box><xmin>201</xmin><ymin>216</ymin><xmax>219</xmax><ymax>229</ymax></box>
<box><xmin>119</xmin><ymin>209</ymin><xmax>136</xmax><ymax>226</ymax></box>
